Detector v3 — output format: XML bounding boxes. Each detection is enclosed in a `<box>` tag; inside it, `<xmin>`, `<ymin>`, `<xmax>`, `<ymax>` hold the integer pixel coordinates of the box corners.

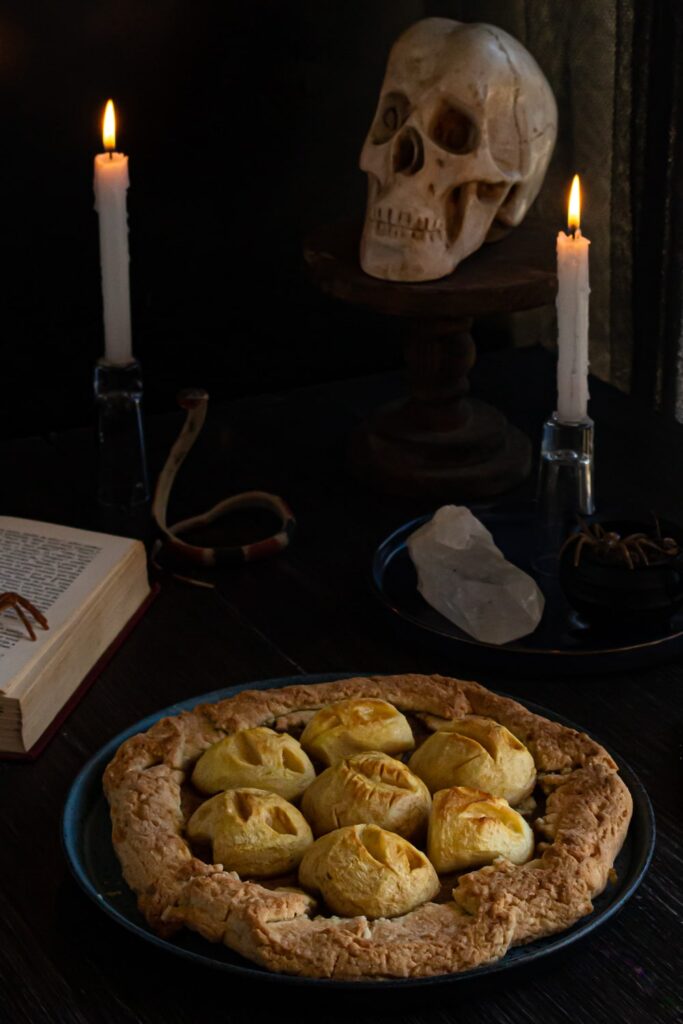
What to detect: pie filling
<box><xmin>182</xmin><ymin>701</ymin><xmax>546</xmax><ymax>920</ymax></box>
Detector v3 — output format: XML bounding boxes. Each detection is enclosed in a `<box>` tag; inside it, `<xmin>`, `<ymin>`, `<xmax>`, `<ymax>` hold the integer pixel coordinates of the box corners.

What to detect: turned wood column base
<box><xmin>304</xmin><ymin>219</ymin><xmax>556</xmax><ymax>501</ymax></box>
<box><xmin>348</xmin><ymin>397</ymin><xmax>531</xmax><ymax>500</ymax></box>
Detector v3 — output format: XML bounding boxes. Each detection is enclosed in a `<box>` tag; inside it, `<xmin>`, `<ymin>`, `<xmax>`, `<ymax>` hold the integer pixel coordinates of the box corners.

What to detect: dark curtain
<box><xmin>432</xmin><ymin>0</ymin><xmax>683</xmax><ymax>424</ymax></box>
<box><xmin>424</xmin><ymin>0</ymin><xmax>636</xmax><ymax>392</ymax></box>
<box><xmin>631</xmin><ymin>0</ymin><xmax>683</xmax><ymax>421</ymax></box>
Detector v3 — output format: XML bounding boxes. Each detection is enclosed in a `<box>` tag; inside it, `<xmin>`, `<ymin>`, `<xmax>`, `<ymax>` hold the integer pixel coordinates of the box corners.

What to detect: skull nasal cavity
<box><xmin>393</xmin><ymin>127</ymin><xmax>424</xmax><ymax>176</ymax></box>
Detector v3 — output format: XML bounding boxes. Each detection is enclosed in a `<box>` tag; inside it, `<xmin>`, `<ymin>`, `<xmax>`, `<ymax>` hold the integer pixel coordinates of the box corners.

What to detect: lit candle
<box><xmin>556</xmin><ymin>175</ymin><xmax>590</xmax><ymax>423</ymax></box>
<box><xmin>94</xmin><ymin>100</ymin><xmax>132</xmax><ymax>365</ymax></box>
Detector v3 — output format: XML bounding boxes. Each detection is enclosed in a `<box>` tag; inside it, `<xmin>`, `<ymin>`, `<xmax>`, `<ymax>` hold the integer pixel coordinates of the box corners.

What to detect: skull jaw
<box><xmin>360</xmin><ymin>222</ymin><xmax>456</xmax><ymax>282</ymax></box>
<box><xmin>360</xmin><ymin>200</ymin><xmax>501</xmax><ymax>282</ymax></box>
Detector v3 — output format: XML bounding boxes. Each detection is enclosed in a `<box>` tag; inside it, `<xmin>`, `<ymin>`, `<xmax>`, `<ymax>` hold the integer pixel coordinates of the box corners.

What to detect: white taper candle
<box><xmin>556</xmin><ymin>175</ymin><xmax>590</xmax><ymax>424</ymax></box>
<box><xmin>94</xmin><ymin>100</ymin><xmax>132</xmax><ymax>366</ymax></box>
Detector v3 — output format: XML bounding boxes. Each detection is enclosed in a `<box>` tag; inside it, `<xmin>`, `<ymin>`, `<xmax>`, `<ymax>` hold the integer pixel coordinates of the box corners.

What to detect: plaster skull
<box><xmin>359</xmin><ymin>18</ymin><xmax>557</xmax><ymax>282</ymax></box>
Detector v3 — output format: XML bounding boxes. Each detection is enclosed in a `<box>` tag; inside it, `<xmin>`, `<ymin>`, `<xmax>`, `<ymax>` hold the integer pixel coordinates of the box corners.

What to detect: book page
<box><xmin>0</xmin><ymin>517</ymin><xmax>140</xmax><ymax>693</ymax></box>
<box><xmin>0</xmin><ymin>530</ymin><xmax>101</xmax><ymax>649</ymax></box>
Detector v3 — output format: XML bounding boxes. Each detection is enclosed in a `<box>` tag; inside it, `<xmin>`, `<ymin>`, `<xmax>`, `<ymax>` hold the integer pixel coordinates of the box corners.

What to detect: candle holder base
<box><xmin>94</xmin><ymin>358</ymin><xmax>150</xmax><ymax>512</ymax></box>
<box><xmin>534</xmin><ymin>412</ymin><xmax>594</xmax><ymax>576</ymax></box>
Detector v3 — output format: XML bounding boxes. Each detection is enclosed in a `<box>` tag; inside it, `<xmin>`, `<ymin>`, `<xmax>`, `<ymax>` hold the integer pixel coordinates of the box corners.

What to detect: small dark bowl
<box><xmin>559</xmin><ymin>518</ymin><xmax>683</xmax><ymax>626</ymax></box>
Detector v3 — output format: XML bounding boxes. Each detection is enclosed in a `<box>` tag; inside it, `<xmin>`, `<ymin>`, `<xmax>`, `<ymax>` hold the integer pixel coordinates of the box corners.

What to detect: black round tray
<box><xmin>372</xmin><ymin>509</ymin><xmax>683</xmax><ymax>674</ymax></box>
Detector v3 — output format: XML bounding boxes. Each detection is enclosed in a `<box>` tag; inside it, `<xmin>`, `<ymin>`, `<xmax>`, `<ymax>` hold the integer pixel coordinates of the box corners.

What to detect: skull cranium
<box><xmin>359</xmin><ymin>18</ymin><xmax>557</xmax><ymax>282</ymax></box>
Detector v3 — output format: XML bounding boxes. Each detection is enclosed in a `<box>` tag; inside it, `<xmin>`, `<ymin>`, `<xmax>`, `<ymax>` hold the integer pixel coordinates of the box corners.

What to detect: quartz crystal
<box><xmin>407</xmin><ymin>506</ymin><xmax>544</xmax><ymax>645</ymax></box>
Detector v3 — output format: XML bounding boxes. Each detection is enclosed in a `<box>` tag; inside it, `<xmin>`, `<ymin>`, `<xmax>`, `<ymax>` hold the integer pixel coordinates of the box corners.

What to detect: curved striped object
<box><xmin>152</xmin><ymin>389</ymin><xmax>295</xmax><ymax>567</ymax></box>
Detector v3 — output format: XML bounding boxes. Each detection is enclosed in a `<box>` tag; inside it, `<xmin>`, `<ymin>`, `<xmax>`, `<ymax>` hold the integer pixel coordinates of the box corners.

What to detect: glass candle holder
<box><xmin>534</xmin><ymin>412</ymin><xmax>594</xmax><ymax>575</ymax></box>
<box><xmin>94</xmin><ymin>358</ymin><xmax>149</xmax><ymax>511</ymax></box>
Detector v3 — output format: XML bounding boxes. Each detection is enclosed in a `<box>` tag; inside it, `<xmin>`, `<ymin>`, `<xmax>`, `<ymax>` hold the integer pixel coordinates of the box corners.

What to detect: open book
<box><xmin>0</xmin><ymin>517</ymin><xmax>152</xmax><ymax>756</ymax></box>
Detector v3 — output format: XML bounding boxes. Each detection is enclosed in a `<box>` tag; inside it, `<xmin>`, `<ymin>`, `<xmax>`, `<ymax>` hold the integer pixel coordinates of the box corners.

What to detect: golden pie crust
<box><xmin>103</xmin><ymin>674</ymin><xmax>633</xmax><ymax>980</ymax></box>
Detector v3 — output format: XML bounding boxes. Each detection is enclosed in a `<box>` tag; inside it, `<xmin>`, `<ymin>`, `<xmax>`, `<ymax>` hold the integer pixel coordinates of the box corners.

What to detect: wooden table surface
<box><xmin>1</xmin><ymin>348</ymin><xmax>681</xmax><ymax>1023</ymax></box>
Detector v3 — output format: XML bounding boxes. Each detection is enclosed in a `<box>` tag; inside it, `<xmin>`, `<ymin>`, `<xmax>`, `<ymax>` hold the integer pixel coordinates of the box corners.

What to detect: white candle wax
<box><xmin>556</xmin><ymin>226</ymin><xmax>590</xmax><ymax>423</ymax></box>
<box><xmin>94</xmin><ymin>149</ymin><xmax>132</xmax><ymax>365</ymax></box>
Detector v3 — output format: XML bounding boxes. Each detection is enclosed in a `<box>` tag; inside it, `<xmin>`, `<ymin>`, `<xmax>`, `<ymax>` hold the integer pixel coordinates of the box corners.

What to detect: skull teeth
<box><xmin>371</xmin><ymin>208</ymin><xmax>445</xmax><ymax>243</ymax></box>
<box><xmin>373</xmin><ymin>208</ymin><xmax>443</xmax><ymax>232</ymax></box>
<box><xmin>372</xmin><ymin>220</ymin><xmax>443</xmax><ymax>242</ymax></box>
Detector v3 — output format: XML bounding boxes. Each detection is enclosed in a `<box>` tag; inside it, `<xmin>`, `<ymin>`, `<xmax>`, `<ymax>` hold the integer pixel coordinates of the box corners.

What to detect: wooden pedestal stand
<box><xmin>304</xmin><ymin>220</ymin><xmax>557</xmax><ymax>499</ymax></box>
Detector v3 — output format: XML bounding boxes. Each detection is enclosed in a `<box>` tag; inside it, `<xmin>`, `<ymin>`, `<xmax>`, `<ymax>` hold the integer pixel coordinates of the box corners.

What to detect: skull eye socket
<box><xmin>430</xmin><ymin>104</ymin><xmax>478</xmax><ymax>155</ymax></box>
<box><xmin>372</xmin><ymin>91</ymin><xmax>410</xmax><ymax>144</ymax></box>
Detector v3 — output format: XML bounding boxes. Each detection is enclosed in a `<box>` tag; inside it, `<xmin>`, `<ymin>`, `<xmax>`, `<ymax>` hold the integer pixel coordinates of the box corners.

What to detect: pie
<box><xmin>103</xmin><ymin>674</ymin><xmax>633</xmax><ymax>980</ymax></box>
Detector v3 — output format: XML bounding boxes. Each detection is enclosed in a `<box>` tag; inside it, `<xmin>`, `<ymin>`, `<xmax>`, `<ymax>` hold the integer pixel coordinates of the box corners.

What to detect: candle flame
<box><xmin>103</xmin><ymin>99</ymin><xmax>116</xmax><ymax>151</ymax></box>
<box><xmin>568</xmin><ymin>174</ymin><xmax>581</xmax><ymax>232</ymax></box>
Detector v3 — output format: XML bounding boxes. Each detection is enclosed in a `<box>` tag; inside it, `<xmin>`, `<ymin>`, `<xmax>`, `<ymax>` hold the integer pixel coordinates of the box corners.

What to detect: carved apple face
<box><xmin>187</xmin><ymin>788</ymin><xmax>313</xmax><ymax>877</ymax></box>
<box><xmin>359</xmin><ymin>18</ymin><xmax>557</xmax><ymax>281</ymax></box>
<box><xmin>191</xmin><ymin>727</ymin><xmax>315</xmax><ymax>801</ymax></box>
<box><xmin>428</xmin><ymin>786</ymin><xmax>535</xmax><ymax>872</ymax></box>
<box><xmin>300</xmin><ymin>751</ymin><xmax>431</xmax><ymax>839</ymax></box>
<box><xmin>408</xmin><ymin>715</ymin><xmax>536</xmax><ymax>805</ymax></box>
<box><xmin>299</xmin><ymin>698</ymin><xmax>414</xmax><ymax>765</ymax></box>
<box><xmin>299</xmin><ymin>823</ymin><xmax>439</xmax><ymax>918</ymax></box>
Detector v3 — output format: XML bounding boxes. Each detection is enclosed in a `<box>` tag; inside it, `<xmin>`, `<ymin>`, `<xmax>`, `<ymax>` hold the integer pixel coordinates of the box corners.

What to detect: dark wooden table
<box><xmin>1</xmin><ymin>348</ymin><xmax>682</xmax><ymax>1023</ymax></box>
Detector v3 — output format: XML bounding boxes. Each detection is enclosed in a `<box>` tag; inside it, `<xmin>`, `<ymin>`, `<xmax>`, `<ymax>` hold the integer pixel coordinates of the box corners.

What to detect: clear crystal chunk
<box><xmin>407</xmin><ymin>506</ymin><xmax>545</xmax><ymax>645</ymax></box>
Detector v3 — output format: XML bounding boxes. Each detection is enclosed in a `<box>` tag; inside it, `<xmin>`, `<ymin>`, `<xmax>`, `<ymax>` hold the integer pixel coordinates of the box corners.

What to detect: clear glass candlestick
<box><xmin>534</xmin><ymin>412</ymin><xmax>594</xmax><ymax>575</ymax></box>
<box><xmin>94</xmin><ymin>358</ymin><xmax>149</xmax><ymax>510</ymax></box>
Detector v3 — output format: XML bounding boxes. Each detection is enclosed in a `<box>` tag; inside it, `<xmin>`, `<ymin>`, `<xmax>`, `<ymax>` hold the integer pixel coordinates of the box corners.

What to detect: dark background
<box><xmin>1</xmin><ymin>1</ymin><xmax>433</xmax><ymax>438</ymax></box>
<box><xmin>1</xmin><ymin>1</ymin><xmax>682</xmax><ymax>440</ymax></box>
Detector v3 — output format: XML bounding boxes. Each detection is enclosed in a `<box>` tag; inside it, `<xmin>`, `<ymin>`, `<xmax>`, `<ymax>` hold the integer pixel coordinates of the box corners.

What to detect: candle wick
<box><xmin>108</xmin><ymin>150</ymin><xmax>113</xmax><ymax>161</ymax></box>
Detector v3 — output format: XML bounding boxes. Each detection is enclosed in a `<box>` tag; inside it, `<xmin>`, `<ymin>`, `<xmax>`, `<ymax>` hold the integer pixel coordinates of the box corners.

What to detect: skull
<box><xmin>359</xmin><ymin>18</ymin><xmax>557</xmax><ymax>281</ymax></box>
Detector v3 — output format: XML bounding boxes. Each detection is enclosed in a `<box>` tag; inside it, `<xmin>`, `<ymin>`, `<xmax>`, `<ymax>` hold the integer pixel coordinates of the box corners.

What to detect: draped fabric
<box><xmin>629</xmin><ymin>1</ymin><xmax>683</xmax><ymax>421</ymax></box>
<box><xmin>423</xmin><ymin>0</ymin><xmax>635</xmax><ymax>393</ymax></box>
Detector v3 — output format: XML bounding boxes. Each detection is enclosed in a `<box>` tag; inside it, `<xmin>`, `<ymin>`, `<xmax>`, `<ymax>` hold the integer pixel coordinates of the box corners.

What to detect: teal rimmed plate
<box><xmin>62</xmin><ymin>674</ymin><xmax>655</xmax><ymax>989</ymax></box>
